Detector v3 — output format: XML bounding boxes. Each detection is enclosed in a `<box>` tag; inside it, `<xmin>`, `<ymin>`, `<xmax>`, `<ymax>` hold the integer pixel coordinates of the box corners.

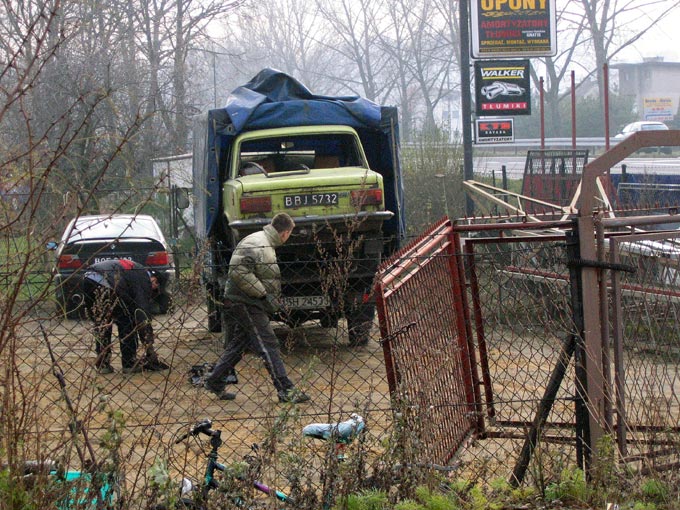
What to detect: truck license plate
<box><xmin>284</xmin><ymin>193</ymin><xmax>338</xmax><ymax>208</ymax></box>
<box><xmin>281</xmin><ymin>295</ymin><xmax>330</xmax><ymax>309</ymax></box>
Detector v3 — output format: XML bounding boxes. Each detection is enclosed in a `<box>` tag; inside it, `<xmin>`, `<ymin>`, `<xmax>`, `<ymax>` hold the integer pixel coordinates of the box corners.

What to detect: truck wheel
<box><xmin>283</xmin><ymin>310</ymin><xmax>309</xmax><ymax>329</ymax></box>
<box><xmin>206</xmin><ymin>282</ymin><xmax>222</xmax><ymax>333</ymax></box>
<box><xmin>346</xmin><ymin>299</ymin><xmax>376</xmax><ymax>347</ymax></box>
<box><xmin>208</xmin><ymin>308</ymin><xmax>222</xmax><ymax>333</ymax></box>
<box><xmin>320</xmin><ymin>312</ymin><xmax>339</xmax><ymax>329</ymax></box>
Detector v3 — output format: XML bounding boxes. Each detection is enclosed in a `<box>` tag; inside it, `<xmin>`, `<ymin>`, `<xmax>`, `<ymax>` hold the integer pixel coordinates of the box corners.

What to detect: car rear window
<box><xmin>67</xmin><ymin>217</ymin><xmax>159</xmax><ymax>241</ymax></box>
<box><xmin>236</xmin><ymin>133</ymin><xmax>366</xmax><ymax>176</ymax></box>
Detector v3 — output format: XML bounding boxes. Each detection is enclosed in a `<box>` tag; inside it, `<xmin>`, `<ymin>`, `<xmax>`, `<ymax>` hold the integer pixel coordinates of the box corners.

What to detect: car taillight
<box><xmin>351</xmin><ymin>188</ymin><xmax>382</xmax><ymax>207</ymax></box>
<box><xmin>146</xmin><ymin>251</ymin><xmax>169</xmax><ymax>266</ymax></box>
<box><xmin>240</xmin><ymin>196</ymin><xmax>272</xmax><ymax>213</ymax></box>
<box><xmin>57</xmin><ymin>254</ymin><xmax>82</xmax><ymax>269</ymax></box>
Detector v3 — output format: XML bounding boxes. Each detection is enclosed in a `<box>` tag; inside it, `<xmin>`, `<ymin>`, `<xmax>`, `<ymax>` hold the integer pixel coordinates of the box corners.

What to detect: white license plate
<box><xmin>281</xmin><ymin>295</ymin><xmax>331</xmax><ymax>309</ymax></box>
<box><xmin>284</xmin><ymin>193</ymin><xmax>339</xmax><ymax>208</ymax></box>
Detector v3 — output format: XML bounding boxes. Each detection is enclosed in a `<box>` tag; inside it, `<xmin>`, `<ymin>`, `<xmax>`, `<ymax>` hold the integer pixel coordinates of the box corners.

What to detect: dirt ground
<box><xmin>11</xmin><ymin>303</ymin><xmax>395</xmax><ymax>497</ymax></box>
<box><xmin>15</xmin><ymin>300</ymin><xmax>679</xmax><ymax>501</ymax></box>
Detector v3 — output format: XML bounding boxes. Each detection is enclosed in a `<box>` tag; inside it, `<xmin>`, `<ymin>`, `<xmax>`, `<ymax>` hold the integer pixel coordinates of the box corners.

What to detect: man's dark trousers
<box><xmin>82</xmin><ymin>277</ymin><xmax>139</xmax><ymax>369</ymax></box>
<box><xmin>205</xmin><ymin>301</ymin><xmax>293</xmax><ymax>393</ymax></box>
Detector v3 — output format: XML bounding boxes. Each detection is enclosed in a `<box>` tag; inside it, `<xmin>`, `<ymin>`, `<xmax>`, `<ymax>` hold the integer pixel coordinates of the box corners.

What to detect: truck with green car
<box><xmin>192</xmin><ymin>69</ymin><xmax>405</xmax><ymax>345</ymax></box>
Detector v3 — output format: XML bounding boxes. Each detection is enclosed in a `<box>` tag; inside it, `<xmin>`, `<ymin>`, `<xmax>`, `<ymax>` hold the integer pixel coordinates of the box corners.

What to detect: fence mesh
<box><xmin>457</xmin><ymin>229</ymin><xmax>580</xmax><ymax>484</ymax></box>
<box><xmin>4</xmin><ymin>248</ymin><xmax>397</xmax><ymax>508</ymax></box>
<box><xmin>375</xmin><ymin>221</ymin><xmax>477</xmax><ymax>470</ymax></box>
<box><xmin>6</xmin><ymin>212</ymin><xmax>680</xmax><ymax>507</ymax></box>
<box><xmin>607</xmin><ymin>227</ymin><xmax>680</xmax><ymax>472</ymax></box>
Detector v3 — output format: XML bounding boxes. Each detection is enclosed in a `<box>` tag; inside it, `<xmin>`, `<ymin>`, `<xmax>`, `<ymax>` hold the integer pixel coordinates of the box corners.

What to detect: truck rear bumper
<box><xmin>229</xmin><ymin>211</ymin><xmax>394</xmax><ymax>230</ymax></box>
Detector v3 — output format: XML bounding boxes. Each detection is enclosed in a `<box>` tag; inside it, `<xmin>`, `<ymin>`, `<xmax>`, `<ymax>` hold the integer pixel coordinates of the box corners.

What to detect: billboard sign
<box><xmin>643</xmin><ymin>97</ymin><xmax>674</xmax><ymax>122</ymax></box>
<box><xmin>475</xmin><ymin>60</ymin><xmax>531</xmax><ymax>116</ymax></box>
<box><xmin>475</xmin><ymin>118</ymin><xmax>514</xmax><ymax>144</ymax></box>
<box><xmin>471</xmin><ymin>0</ymin><xmax>557</xmax><ymax>58</ymax></box>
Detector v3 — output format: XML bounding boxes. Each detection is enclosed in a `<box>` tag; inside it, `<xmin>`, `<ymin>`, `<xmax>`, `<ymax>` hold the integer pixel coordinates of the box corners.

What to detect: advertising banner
<box><xmin>471</xmin><ymin>0</ymin><xmax>557</xmax><ymax>58</ymax></box>
<box><xmin>475</xmin><ymin>118</ymin><xmax>514</xmax><ymax>143</ymax></box>
<box><xmin>643</xmin><ymin>97</ymin><xmax>674</xmax><ymax>122</ymax></box>
<box><xmin>475</xmin><ymin>60</ymin><xmax>531</xmax><ymax>116</ymax></box>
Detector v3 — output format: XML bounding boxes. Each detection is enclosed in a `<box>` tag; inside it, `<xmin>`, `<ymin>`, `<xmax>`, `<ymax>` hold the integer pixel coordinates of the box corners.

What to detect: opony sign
<box><xmin>471</xmin><ymin>0</ymin><xmax>557</xmax><ymax>58</ymax></box>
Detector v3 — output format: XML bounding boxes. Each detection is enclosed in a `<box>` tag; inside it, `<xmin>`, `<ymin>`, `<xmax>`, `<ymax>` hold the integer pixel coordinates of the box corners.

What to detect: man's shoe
<box><xmin>96</xmin><ymin>364</ymin><xmax>114</xmax><ymax>374</ymax></box>
<box><xmin>278</xmin><ymin>388</ymin><xmax>311</xmax><ymax>404</ymax></box>
<box><xmin>203</xmin><ymin>381</ymin><xmax>236</xmax><ymax>401</ymax></box>
<box><xmin>122</xmin><ymin>366</ymin><xmax>143</xmax><ymax>374</ymax></box>
<box><xmin>143</xmin><ymin>359</ymin><xmax>170</xmax><ymax>371</ymax></box>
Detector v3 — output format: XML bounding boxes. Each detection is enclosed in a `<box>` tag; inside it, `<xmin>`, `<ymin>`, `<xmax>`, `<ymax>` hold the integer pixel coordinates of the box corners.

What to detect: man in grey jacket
<box><xmin>203</xmin><ymin>213</ymin><xmax>310</xmax><ymax>404</ymax></box>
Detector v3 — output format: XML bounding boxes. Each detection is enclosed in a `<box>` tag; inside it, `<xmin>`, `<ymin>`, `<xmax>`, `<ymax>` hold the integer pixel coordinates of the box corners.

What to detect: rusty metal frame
<box><xmin>602</xmin><ymin>226</ymin><xmax>680</xmax><ymax>459</ymax></box>
<box><xmin>375</xmin><ymin>218</ymin><xmax>479</xmax><ymax>464</ymax></box>
<box><xmin>458</xmin><ymin>229</ymin><xmax>568</xmax><ymax>424</ymax></box>
<box><xmin>579</xmin><ymin>130</ymin><xmax>680</xmax><ymax>455</ymax></box>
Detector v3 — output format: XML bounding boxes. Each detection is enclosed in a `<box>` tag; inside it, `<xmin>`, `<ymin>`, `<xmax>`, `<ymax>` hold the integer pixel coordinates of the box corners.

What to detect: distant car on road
<box><xmin>49</xmin><ymin>214</ymin><xmax>175</xmax><ymax>318</ymax></box>
<box><xmin>614</xmin><ymin>121</ymin><xmax>672</xmax><ymax>154</ymax></box>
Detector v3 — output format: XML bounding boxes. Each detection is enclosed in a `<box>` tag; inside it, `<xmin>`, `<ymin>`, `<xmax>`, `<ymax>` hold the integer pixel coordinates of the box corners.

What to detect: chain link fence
<box><xmin>5</xmin><ymin>208</ymin><xmax>680</xmax><ymax>507</ymax></box>
<box><xmin>3</xmin><ymin>244</ymin><xmax>399</xmax><ymax>508</ymax></box>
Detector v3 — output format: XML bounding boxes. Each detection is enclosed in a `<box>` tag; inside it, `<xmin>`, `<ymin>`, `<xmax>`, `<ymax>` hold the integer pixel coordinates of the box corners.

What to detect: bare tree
<box><xmin>134</xmin><ymin>0</ymin><xmax>243</xmax><ymax>154</ymax></box>
<box><xmin>385</xmin><ymin>0</ymin><xmax>454</xmax><ymax>133</ymax></box>
<box><xmin>219</xmin><ymin>0</ymin><xmax>335</xmax><ymax>94</ymax></box>
<box><xmin>528</xmin><ymin>3</ymin><xmax>589</xmax><ymax>136</ymax></box>
<box><xmin>577</xmin><ymin>0</ymin><xmax>680</xmax><ymax>108</ymax></box>
<box><xmin>315</xmin><ymin>0</ymin><xmax>395</xmax><ymax>101</ymax></box>
<box><xmin>374</xmin><ymin>1</ymin><xmax>417</xmax><ymax>139</ymax></box>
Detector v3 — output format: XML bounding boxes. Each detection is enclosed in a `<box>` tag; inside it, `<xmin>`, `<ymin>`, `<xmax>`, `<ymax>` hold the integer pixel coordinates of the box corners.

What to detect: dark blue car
<box><xmin>49</xmin><ymin>214</ymin><xmax>175</xmax><ymax>319</ymax></box>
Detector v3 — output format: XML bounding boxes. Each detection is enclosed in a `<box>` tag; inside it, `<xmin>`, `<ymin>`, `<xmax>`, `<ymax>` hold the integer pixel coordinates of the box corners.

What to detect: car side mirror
<box><xmin>174</xmin><ymin>187</ymin><xmax>190</xmax><ymax>210</ymax></box>
<box><xmin>46</xmin><ymin>241</ymin><xmax>58</xmax><ymax>251</ymax></box>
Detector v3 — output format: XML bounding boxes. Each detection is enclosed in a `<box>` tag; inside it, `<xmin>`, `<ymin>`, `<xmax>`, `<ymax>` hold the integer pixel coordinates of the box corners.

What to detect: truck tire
<box><xmin>282</xmin><ymin>310</ymin><xmax>310</xmax><ymax>329</ymax></box>
<box><xmin>206</xmin><ymin>282</ymin><xmax>222</xmax><ymax>333</ymax></box>
<box><xmin>320</xmin><ymin>311</ymin><xmax>339</xmax><ymax>329</ymax></box>
<box><xmin>208</xmin><ymin>307</ymin><xmax>221</xmax><ymax>333</ymax></box>
<box><xmin>345</xmin><ymin>298</ymin><xmax>376</xmax><ymax>347</ymax></box>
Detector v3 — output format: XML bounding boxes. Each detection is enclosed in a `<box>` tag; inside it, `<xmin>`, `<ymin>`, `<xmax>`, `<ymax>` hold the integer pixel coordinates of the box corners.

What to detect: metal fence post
<box><xmin>566</xmin><ymin>223</ymin><xmax>590</xmax><ymax>472</ymax></box>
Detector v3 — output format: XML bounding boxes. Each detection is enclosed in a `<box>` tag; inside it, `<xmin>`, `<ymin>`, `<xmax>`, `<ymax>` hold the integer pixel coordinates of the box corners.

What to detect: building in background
<box><xmin>612</xmin><ymin>57</ymin><xmax>680</xmax><ymax>126</ymax></box>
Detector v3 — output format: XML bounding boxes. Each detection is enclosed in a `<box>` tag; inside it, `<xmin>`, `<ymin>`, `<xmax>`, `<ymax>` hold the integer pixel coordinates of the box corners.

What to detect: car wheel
<box><xmin>154</xmin><ymin>293</ymin><xmax>172</xmax><ymax>315</ymax></box>
<box><xmin>56</xmin><ymin>292</ymin><xmax>83</xmax><ymax>320</ymax></box>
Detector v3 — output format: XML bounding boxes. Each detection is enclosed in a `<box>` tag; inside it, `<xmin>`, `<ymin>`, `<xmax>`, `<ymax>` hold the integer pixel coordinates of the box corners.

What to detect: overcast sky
<box><xmin>614</xmin><ymin>4</ymin><xmax>680</xmax><ymax>62</ymax></box>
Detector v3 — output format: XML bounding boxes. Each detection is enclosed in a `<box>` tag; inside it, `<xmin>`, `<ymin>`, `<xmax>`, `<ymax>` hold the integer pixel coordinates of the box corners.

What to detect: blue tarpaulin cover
<box><xmin>192</xmin><ymin>68</ymin><xmax>404</xmax><ymax>240</ymax></box>
<box><xmin>223</xmin><ymin>68</ymin><xmax>382</xmax><ymax>133</ymax></box>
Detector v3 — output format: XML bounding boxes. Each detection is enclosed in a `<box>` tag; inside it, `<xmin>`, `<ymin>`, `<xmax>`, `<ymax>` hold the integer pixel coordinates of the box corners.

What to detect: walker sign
<box><xmin>471</xmin><ymin>0</ymin><xmax>557</xmax><ymax>58</ymax></box>
<box><xmin>475</xmin><ymin>119</ymin><xmax>514</xmax><ymax>144</ymax></box>
<box><xmin>475</xmin><ymin>60</ymin><xmax>531</xmax><ymax>116</ymax></box>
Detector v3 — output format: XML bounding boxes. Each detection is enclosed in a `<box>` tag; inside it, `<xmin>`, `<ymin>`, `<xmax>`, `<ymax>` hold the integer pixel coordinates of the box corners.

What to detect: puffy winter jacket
<box><xmin>224</xmin><ymin>224</ymin><xmax>283</xmax><ymax>309</ymax></box>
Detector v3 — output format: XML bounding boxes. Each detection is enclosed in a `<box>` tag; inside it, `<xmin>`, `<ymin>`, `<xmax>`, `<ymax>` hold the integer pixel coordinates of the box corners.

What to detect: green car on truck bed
<box><xmin>192</xmin><ymin>69</ymin><xmax>404</xmax><ymax>345</ymax></box>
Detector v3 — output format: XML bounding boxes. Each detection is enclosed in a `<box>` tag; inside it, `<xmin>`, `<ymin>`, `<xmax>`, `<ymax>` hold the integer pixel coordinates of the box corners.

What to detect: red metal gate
<box><xmin>374</xmin><ymin>218</ymin><xmax>480</xmax><ymax>465</ymax></box>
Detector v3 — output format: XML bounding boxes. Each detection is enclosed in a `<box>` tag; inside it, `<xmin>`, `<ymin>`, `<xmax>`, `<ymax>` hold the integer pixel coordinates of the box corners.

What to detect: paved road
<box><xmin>474</xmin><ymin>155</ymin><xmax>680</xmax><ymax>180</ymax></box>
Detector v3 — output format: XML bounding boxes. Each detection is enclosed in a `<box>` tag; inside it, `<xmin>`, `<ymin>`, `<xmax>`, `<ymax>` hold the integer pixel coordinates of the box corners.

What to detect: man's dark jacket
<box><xmin>85</xmin><ymin>259</ymin><xmax>155</xmax><ymax>323</ymax></box>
